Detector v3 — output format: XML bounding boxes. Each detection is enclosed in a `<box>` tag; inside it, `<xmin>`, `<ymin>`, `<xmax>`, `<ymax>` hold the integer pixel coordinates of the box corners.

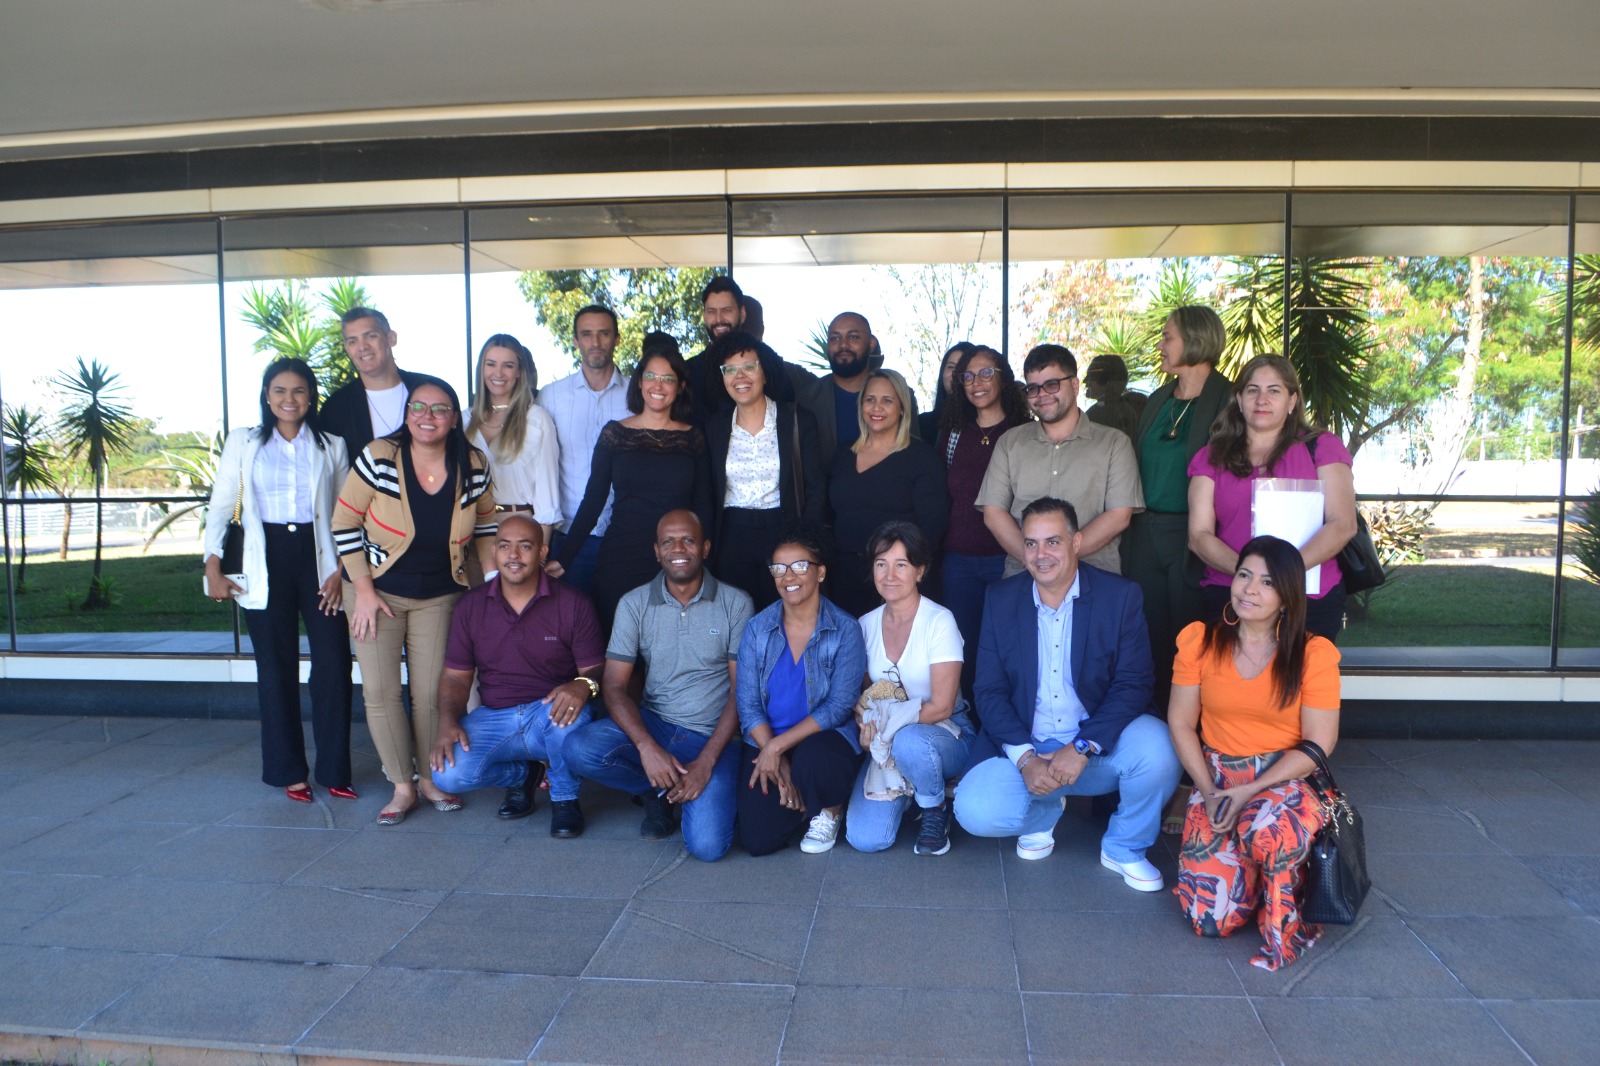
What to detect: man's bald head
<box><xmin>827</xmin><ymin>312</ymin><xmax>874</xmax><ymax>380</ymax></box>
<box><xmin>654</xmin><ymin>509</ymin><xmax>710</xmax><ymax>588</ymax></box>
<box><xmin>494</xmin><ymin>513</ymin><xmax>547</xmax><ymax>588</ymax></box>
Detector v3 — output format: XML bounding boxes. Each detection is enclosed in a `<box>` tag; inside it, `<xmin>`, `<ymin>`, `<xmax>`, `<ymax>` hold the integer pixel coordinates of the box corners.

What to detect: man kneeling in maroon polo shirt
<box><xmin>428</xmin><ymin>514</ymin><xmax>604</xmax><ymax>837</ymax></box>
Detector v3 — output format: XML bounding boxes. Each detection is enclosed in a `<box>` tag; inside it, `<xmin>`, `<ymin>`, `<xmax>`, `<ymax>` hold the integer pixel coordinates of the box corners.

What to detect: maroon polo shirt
<box><xmin>443</xmin><ymin>573</ymin><xmax>604</xmax><ymax>711</ymax></box>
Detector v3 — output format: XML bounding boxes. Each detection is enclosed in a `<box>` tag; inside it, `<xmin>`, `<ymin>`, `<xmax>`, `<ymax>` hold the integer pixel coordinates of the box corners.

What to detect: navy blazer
<box><xmin>970</xmin><ymin>564</ymin><xmax>1155</xmax><ymax>762</ymax></box>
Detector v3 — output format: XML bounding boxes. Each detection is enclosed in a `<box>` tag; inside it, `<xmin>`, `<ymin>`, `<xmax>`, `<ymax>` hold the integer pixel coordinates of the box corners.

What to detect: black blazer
<box><xmin>705</xmin><ymin>400</ymin><xmax>827</xmax><ymax>537</ymax></box>
<box><xmin>1133</xmin><ymin>366</ymin><xmax>1232</xmax><ymax>470</ymax></box>
<box><xmin>320</xmin><ymin>368</ymin><xmax>432</xmax><ymax>460</ymax></box>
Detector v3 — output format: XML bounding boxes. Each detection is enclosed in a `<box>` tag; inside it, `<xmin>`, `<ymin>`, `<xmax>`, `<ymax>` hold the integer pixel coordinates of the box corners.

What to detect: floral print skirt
<box><xmin>1173</xmin><ymin>746</ymin><xmax>1328</xmax><ymax>971</ymax></box>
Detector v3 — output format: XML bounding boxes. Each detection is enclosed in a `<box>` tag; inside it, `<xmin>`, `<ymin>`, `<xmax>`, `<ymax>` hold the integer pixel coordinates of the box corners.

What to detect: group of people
<box><xmin>204</xmin><ymin>284</ymin><xmax>1358</xmax><ymax>971</ymax></box>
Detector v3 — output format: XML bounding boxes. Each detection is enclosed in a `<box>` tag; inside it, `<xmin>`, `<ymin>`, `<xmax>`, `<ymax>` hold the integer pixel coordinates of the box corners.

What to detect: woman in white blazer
<box><xmin>204</xmin><ymin>358</ymin><xmax>356</xmax><ymax>803</ymax></box>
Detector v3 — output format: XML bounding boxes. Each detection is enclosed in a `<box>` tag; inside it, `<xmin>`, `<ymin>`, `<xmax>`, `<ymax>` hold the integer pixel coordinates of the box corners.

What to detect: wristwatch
<box><xmin>1073</xmin><ymin>738</ymin><xmax>1098</xmax><ymax>756</ymax></box>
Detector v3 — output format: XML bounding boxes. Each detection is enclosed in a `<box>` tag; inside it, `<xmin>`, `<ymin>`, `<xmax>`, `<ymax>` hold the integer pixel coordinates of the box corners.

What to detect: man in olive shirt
<box><xmin>978</xmin><ymin>344</ymin><xmax>1143</xmax><ymax>576</ymax></box>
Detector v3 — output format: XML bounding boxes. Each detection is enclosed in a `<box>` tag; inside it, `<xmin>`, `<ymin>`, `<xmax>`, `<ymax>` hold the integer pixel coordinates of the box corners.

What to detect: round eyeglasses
<box><xmin>962</xmin><ymin>367</ymin><xmax>1000</xmax><ymax>384</ymax></box>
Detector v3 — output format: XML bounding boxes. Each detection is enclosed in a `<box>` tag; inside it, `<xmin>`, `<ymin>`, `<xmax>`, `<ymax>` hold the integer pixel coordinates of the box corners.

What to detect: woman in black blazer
<box><xmin>704</xmin><ymin>331</ymin><xmax>826</xmax><ymax>609</ymax></box>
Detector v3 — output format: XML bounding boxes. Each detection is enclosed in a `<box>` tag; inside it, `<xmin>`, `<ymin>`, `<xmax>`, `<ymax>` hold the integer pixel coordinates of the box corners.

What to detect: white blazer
<box><xmin>203</xmin><ymin>425</ymin><xmax>349</xmax><ymax>611</ymax></box>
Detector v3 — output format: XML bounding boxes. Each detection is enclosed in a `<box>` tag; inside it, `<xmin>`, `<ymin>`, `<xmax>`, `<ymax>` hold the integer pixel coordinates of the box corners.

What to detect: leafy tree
<box><xmin>1018</xmin><ymin>259</ymin><xmax>1137</xmax><ymax>357</ymax></box>
<box><xmin>878</xmin><ymin>263</ymin><xmax>1000</xmax><ymax>405</ymax></box>
<box><xmin>2</xmin><ymin>404</ymin><xmax>58</xmax><ymax>591</ymax></box>
<box><xmin>518</xmin><ymin>267</ymin><xmax>721</xmax><ymax>375</ymax></box>
<box><xmin>240</xmin><ymin>277</ymin><xmax>374</xmax><ymax>400</ymax></box>
<box><xmin>54</xmin><ymin>358</ymin><xmax>136</xmax><ymax>609</ymax></box>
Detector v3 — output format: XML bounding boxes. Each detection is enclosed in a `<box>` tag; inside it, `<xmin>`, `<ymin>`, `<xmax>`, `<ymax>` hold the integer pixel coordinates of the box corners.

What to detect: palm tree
<box><xmin>1222</xmin><ymin>256</ymin><xmax>1373</xmax><ymax>443</ymax></box>
<box><xmin>134</xmin><ymin>430</ymin><xmax>222</xmax><ymax>550</ymax></box>
<box><xmin>1</xmin><ymin>404</ymin><xmax>58</xmax><ymax>591</ymax></box>
<box><xmin>240</xmin><ymin>277</ymin><xmax>374</xmax><ymax>400</ymax></box>
<box><xmin>54</xmin><ymin>358</ymin><xmax>136</xmax><ymax>609</ymax></box>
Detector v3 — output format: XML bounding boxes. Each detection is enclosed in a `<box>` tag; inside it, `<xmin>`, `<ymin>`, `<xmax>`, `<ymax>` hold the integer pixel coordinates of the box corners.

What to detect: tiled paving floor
<box><xmin>0</xmin><ymin>713</ymin><xmax>1596</xmax><ymax>1065</ymax></box>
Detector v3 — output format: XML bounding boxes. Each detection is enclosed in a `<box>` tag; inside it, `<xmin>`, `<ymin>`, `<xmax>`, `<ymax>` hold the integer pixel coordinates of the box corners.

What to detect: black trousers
<box><xmin>242</xmin><ymin>522</ymin><xmax>353</xmax><ymax>788</ymax></box>
<box><xmin>714</xmin><ymin>507</ymin><xmax>786</xmax><ymax>612</ymax></box>
<box><xmin>738</xmin><ymin>730</ymin><xmax>862</xmax><ymax>857</ymax></box>
<box><xmin>1201</xmin><ymin>581</ymin><xmax>1347</xmax><ymax>644</ymax></box>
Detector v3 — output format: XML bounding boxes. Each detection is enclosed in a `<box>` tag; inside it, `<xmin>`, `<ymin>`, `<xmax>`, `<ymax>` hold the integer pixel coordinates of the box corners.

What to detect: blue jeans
<box><xmin>431</xmin><ymin>699</ymin><xmax>594</xmax><ymax>801</ymax></box>
<box><xmin>941</xmin><ymin>551</ymin><xmax>1006</xmax><ymax>700</ymax></box>
<box><xmin>845</xmin><ymin>722</ymin><xmax>974</xmax><ymax>853</ymax></box>
<box><xmin>563</xmin><ymin>708</ymin><xmax>739</xmax><ymax>862</ymax></box>
<box><xmin>550</xmin><ymin>531</ymin><xmax>604</xmax><ymax>597</ymax></box>
<box><xmin>953</xmin><ymin>715</ymin><xmax>1180</xmax><ymax>862</ymax></box>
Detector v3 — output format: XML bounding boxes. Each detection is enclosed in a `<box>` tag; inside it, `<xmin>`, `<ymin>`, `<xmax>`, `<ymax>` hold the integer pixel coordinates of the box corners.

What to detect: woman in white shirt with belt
<box><xmin>465</xmin><ymin>334</ymin><xmax>562</xmax><ymax>538</ymax></box>
<box><xmin>204</xmin><ymin>358</ymin><xmax>354</xmax><ymax>803</ymax></box>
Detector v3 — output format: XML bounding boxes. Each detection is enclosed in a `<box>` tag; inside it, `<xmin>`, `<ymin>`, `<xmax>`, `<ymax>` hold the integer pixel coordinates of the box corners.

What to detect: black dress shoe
<box><xmin>498</xmin><ymin>762</ymin><xmax>544</xmax><ymax>820</ymax></box>
<box><xmin>549</xmin><ymin>799</ymin><xmax>586</xmax><ymax>838</ymax></box>
<box><xmin>639</xmin><ymin>790</ymin><xmax>674</xmax><ymax>839</ymax></box>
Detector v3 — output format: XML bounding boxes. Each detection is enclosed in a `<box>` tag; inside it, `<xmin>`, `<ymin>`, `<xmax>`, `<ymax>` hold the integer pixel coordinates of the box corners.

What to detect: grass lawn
<box><xmin>1343</xmin><ymin>563</ymin><xmax>1600</xmax><ymax>647</ymax></box>
<box><xmin>2</xmin><ymin>543</ymin><xmax>230</xmax><ymax>634</ymax></box>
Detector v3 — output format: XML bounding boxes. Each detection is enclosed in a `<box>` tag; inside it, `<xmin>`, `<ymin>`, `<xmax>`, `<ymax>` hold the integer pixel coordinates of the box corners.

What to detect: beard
<box><xmin>828</xmin><ymin>350</ymin><xmax>869</xmax><ymax>379</ymax></box>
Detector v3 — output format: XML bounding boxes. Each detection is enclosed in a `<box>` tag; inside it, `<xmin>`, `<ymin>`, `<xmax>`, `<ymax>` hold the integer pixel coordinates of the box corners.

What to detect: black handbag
<box><xmin>219</xmin><ymin>471</ymin><xmax>246</xmax><ymax>576</ymax></box>
<box><xmin>1305</xmin><ymin>434</ymin><xmax>1385</xmax><ymax>593</ymax></box>
<box><xmin>1293</xmin><ymin>739</ymin><xmax>1370</xmax><ymax>924</ymax></box>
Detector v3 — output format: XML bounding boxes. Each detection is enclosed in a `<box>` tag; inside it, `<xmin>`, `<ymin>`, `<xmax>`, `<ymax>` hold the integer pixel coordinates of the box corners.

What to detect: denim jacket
<box><xmin>736</xmin><ymin>595</ymin><xmax>867</xmax><ymax>743</ymax></box>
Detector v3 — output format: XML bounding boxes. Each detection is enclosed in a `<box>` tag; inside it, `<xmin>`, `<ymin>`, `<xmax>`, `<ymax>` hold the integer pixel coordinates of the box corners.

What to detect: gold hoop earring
<box><xmin>1222</xmin><ymin>602</ymin><xmax>1240</xmax><ymax>627</ymax></box>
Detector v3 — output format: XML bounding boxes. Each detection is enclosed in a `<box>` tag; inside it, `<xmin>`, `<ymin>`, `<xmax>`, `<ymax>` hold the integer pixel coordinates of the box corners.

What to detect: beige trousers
<box><xmin>347</xmin><ymin>585</ymin><xmax>463</xmax><ymax>787</ymax></box>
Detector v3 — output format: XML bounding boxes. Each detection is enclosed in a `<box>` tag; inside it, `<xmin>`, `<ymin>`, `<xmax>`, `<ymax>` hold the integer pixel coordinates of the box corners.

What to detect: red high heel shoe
<box><xmin>327</xmin><ymin>786</ymin><xmax>359</xmax><ymax>800</ymax></box>
<box><xmin>286</xmin><ymin>785</ymin><xmax>314</xmax><ymax>803</ymax></box>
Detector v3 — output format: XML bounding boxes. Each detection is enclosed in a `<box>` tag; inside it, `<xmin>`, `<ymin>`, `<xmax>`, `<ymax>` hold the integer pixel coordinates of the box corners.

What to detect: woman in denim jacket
<box><xmin>735</xmin><ymin>526</ymin><xmax>868</xmax><ymax>856</ymax></box>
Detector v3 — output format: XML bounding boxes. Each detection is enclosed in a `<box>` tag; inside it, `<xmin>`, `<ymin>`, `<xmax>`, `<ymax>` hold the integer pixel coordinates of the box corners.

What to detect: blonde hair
<box><xmin>852</xmin><ymin>368</ymin><xmax>914</xmax><ymax>454</ymax></box>
<box><xmin>466</xmin><ymin>334</ymin><xmax>537</xmax><ymax>463</ymax></box>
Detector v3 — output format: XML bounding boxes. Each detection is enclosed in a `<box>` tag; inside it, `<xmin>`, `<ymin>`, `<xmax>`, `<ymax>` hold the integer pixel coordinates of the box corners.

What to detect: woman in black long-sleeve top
<box><xmin>549</xmin><ymin>336</ymin><xmax>712</xmax><ymax>629</ymax></box>
<box><xmin>827</xmin><ymin>368</ymin><xmax>949</xmax><ymax>617</ymax></box>
<box><xmin>704</xmin><ymin>331</ymin><xmax>827</xmax><ymax>610</ymax></box>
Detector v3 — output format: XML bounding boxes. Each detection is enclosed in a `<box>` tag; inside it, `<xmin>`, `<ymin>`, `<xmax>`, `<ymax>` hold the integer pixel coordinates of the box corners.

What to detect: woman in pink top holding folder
<box><xmin>1186</xmin><ymin>354</ymin><xmax>1357</xmax><ymax>641</ymax></box>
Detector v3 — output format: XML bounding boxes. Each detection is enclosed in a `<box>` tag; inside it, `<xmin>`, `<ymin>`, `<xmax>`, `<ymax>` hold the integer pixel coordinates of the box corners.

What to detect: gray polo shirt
<box><xmin>976</xmin><ymin>415</ymin><xmax>1144</xmax><ymax>575</ymax></box>
<box><xmin>607</xmin><ymin>571</ymin><xmax>753</xmax><ymax>735</ymax></box>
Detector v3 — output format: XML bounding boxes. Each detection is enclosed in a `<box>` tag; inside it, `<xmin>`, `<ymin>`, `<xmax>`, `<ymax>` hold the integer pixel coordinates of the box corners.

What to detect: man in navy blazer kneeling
<box><xmin>953</xmin><ymin>496</ymin><xmax>1180</xmax><ymax>891</ymax></box>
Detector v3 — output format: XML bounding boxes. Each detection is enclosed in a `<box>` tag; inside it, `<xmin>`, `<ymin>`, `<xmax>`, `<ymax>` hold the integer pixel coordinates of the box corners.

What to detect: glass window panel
<box><xmin>1559</xmin><ymin>498</ymin><xmax>1600</xmax><ymax>668</ymax></box>
<box><xmin>0</xmin><ymin>219</ymin><xmax>224</xmax><ymax>654</ymax></box>
<box><xmin>468</xmin><ymin>200</ymin><xmax>727</xmax><ymax>385</ymax></box>
<box><xmin>1293</xmin><ymin>194</ymin><xmax>1570</xmax><ymax>502</ymax></box>
<box><xmin>221</xmin><ymin>210</ymin><xmax>471</xmax><ymax>430</ymax></box>
<box><xmin>733</xmin><ymin>196</ymin><xmax>1004</xmax><ymax>408</ymax></box>
<box><xmin>1341</xmin><ymin>499</ymin><xmax>1556</xmax><ymax>668</ymax></box>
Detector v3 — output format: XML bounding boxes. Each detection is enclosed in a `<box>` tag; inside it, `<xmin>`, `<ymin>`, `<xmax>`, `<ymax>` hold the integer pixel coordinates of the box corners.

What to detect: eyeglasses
<box><xmin>640</xmin><ymin>371</ymin><xmax>677</xmax><ymax>384</ymax></box>
<box><xmin>962</xmin><ymin>367</ymin><xmax>999</xmax><ymax>384</ymax></box>
<box><xmin>766</xmin><ymin>560</ymin><xmax>816</xmax><ymax>577</ymax></box>
<box><xmin>719</xmin><ymin>361</ymin><xmax>760</xmax><ymax>378</ymax></box>
<box><xmin>405</xmin><ymin>402</ymin><xmax>453</xmax><ymax>416</ymax></box>
<box><xmin>1023</xmin><ymin>376</ymin><xmax>1073</xmax><ymax>398</ymax></box>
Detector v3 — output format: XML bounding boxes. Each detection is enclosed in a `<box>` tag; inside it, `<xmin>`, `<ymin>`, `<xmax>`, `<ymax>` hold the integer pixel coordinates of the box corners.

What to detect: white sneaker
<box><xmin>1100</xmin><ymin>851</ymin><xmax>1164</xmax><ymax>892</ymax></box>
<box><xmin>1016</xmin><ymin>796</ymin><xmax>1066</xmax><ymax>860</ymax></box>
<box><xmin>1016</xmin><ymin>831</ymin><xmax>1056</xmax><ymax>860</ymax></box>
<box><xmin>800</xmin><ymin>809</ymin><xmax>841</xmax><ymax>854</ymax></box>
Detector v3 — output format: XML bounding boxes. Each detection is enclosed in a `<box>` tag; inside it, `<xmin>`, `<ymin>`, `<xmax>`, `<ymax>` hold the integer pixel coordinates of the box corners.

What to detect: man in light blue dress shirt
<box><xmin>537</xmin><ymin>304</ymin><xmax>630</xmax><ymax>595</ymax></box>
<box><xmin>954</xmin><ymin>497</ymin><xmax>1180</xmax><ymax>891</ymax></box>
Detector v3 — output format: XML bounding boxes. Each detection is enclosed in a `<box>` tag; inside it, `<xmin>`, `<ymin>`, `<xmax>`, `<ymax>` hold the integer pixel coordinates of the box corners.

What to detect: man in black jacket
<box><xmin>319</xmin><ymin>307</ymin><xmax>430</xmax><ymax>460</ymax></box>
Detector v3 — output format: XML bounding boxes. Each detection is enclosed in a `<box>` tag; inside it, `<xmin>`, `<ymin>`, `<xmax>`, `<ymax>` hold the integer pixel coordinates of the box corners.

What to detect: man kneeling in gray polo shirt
<box><xmin>563</xmin><ymin>510</ymin><xmax>753</xmax><ymax>860</ymax></box>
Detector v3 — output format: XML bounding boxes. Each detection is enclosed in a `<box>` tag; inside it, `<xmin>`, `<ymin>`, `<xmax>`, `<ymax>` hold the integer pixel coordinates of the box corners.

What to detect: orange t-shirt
<box><xmin>1172</xmin><ymin>621</ymin><xmax>1341</xmax><ymax>757</ymax></box>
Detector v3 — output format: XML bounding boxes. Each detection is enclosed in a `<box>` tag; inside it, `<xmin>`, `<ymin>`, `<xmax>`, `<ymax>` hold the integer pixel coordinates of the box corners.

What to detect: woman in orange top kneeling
<box><xmin>1168</xmin><ymin>534</ymin><xmax>1341</xmax><ymax>971</ymax></box>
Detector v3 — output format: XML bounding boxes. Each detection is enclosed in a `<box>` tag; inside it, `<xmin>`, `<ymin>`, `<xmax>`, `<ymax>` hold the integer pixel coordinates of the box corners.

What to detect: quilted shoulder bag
<box><xmin>1293</xmin><ymin>739</ymin><xmax>1370</xmax><ymax>924</ymax></box>
<box><xmin>219</xmin><ymin>468</ymin><xmax>246</xmax><ymax>576</ymax></box>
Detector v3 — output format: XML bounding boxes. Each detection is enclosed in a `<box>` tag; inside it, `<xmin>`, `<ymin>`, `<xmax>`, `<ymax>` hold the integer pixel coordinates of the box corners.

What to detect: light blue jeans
<box><xmin>845</xmin><ymin>722</ymin><xmax>974</xmax><ymax>853</ymax></box>
<box><xmin>952</xmin><ymin>714</ymin><xmax>1180</xmax><ymax>862</ymax></box>
<box><xmin>431</xmin><ymin>699</ymin><xmax>594</xmax><ymax>802</ymax></box>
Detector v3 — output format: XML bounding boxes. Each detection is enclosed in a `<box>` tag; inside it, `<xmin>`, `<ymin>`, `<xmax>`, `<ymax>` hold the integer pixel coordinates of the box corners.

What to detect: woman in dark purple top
<box><xmin>936</xmin><ymin>345</ymin><xmax>1031</xmax><ymax>701</ymax></box>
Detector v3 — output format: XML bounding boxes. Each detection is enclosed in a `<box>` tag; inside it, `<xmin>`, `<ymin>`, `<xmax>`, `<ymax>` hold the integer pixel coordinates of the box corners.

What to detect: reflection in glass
<box><xmin>1558</xmin><ymin>498</ymin><xmax>1600</xmax><ymax>668</ymax></box>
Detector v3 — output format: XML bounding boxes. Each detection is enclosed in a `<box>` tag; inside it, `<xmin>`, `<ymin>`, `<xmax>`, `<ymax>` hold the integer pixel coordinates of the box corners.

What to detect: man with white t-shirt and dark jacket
<box><xmin>320</xmin><ymin>307</ymin><xmax>431</xmax><ymax>462</ymax></box>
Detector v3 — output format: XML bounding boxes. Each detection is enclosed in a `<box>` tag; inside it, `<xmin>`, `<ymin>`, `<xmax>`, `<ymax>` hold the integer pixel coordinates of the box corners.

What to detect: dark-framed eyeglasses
<box><xmin>405</xmin><ymin>401</ymin><xmax>453</xmax><ymax>416</ymax></box>
<box><xmin>1023</xmin><ymin>376</ymin><xmax>1073</xmax><ymax>398</ymax></box>
<box><xmin>962</xmin><ymin>367</ymin><xmax>999</xmax><ymax>384</ymax></box>
<box><xmin>766</xmin><ymin>560</ymin><xmax>816</xmax><ymax>577</ymax></box>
